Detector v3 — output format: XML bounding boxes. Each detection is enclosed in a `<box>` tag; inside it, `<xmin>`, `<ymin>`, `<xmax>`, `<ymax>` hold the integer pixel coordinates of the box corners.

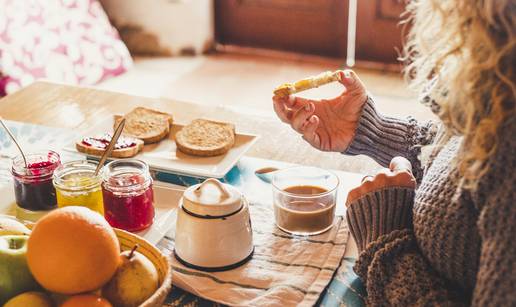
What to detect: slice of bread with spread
<box><xmin>175</xmin><ymin>119</ymin><xmax>235</xmax><ymax>157</ymax></box>
<box><xmin>114</xmin><ymin>107</ymin><xmax>173</xmax><ymax>144</ymax></box>
<box><xmin>76</xmin><ymin>134</ymin><xmax>144</xmax><ymax>158</ymax></box>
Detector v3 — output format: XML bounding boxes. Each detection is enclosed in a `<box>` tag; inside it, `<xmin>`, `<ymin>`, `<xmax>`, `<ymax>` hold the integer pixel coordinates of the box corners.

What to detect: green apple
<box><xmin>0</xmin><ymin>235</ymin><xmax>39</xmax><ymax>305</ymax></box>
<box><xmin>4</xmin><ymin>291</ymin><xmax>53</xmax><ymax>307</ymax></box>
<box><xmin>0</xmin><ymin>217</ymin><xmax>30</xmax><ymax>236</ymax></box>
<box><xmin>103</xmin><ymin>245</ymin><xmax>159</xmax><ymax>307</ymax></box>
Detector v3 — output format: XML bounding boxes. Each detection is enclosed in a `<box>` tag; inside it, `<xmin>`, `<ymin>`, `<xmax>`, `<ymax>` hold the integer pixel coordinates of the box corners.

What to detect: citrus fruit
<box><xmin>27</xmin><ymin>206</ymin><xmax>120</xmax><ymax>294</ymax></box>
<box><xmin>4</xmin><ymin>291</ymin><xmax>53</xmax><ymax>307</ymax></box>
<box><xmin>61</xmin><ymin>294</ymin><xmax>112</xmax><ymax>307</ymax></box>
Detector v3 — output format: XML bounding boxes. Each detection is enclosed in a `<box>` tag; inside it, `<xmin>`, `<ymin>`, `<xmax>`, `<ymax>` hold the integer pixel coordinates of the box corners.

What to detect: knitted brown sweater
<box><xmin>344</xmin><ymin>97</ymin><xmax>515</xmax><ymax>306</ymax></box>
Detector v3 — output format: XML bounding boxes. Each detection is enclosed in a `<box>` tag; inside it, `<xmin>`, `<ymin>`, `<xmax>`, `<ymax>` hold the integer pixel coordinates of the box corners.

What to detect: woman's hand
<box><xmin>346</xmin><ymin>157</ymin><xmax>416</xmax><ymax>207</ymax></box>
<box><xmin>273</xmin><ymin>70</ymin><xmax>368</xmax><ymax>152</ymax></box>
<box><xmin>345</xmin><ymin>157</ymin><xmax>417</xmax><ymax>252</ymax></box>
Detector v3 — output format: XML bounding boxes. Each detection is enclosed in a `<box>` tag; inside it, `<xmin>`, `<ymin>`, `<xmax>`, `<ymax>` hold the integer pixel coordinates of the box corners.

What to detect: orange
<box><xmin>27</xmin><ymin>206</ymin><xmax>120</xmax><ymax>294</ymax></box>
<box><xmin>61</xmin><ymin>294</ymin><xmax>112</xmax><ymax>307</ymax></box>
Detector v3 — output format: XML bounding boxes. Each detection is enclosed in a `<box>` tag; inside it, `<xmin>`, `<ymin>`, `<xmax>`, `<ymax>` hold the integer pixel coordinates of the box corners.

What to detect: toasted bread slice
<box><xmin>76</xmin><ymin>135</ymin><xmax>144</xmax><ymax>158</ymax></box>
<box><xmin>273</xmin><ymin>70</ymin><xmax>341</xmax><ymax>97</ymax></box>
<box><xmin>175</xmin><ymin>119</ymin><xmax>236</xmax><ymax>157</ymax></box>
<box><xmin>114</xmin><ymin>107</ymin><xmax>173</xmax><ymax>144</ymax></box>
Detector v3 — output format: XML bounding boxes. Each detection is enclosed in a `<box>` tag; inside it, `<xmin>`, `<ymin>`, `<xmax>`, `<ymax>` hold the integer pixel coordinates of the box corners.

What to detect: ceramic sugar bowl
<box><xmin>174</xmin><ymin>178</ymin><xmax>253</xmax><ymax>271</ymax></box>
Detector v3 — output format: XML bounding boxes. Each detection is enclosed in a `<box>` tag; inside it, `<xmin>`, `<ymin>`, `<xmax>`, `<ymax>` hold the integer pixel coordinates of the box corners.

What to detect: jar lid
<box><xmin>183</xmin><ymin>179</ymin><xmax>242</xmax><ymax>217</ymax></box>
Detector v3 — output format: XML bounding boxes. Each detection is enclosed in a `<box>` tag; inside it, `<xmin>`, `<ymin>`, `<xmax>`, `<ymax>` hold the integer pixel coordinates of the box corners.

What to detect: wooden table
<box><xmin>0</xmin><ymin>81</ymin><xmax>364</xmax><ymax>305</ymax></box>
<box><xmin>0</xmin><ymin>81</ymin><xmax>359</xmax><ymax>256</ymax></box>
<box><xmin>0</xmin><ymin>81</ymin><xmax>379</xmax><ymax>175</ymax></box>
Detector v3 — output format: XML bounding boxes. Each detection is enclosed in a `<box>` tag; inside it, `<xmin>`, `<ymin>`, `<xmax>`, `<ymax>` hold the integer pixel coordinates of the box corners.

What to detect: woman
<box><xmin>273</xmin><ymin>0</ymin><xmax>515</xmax><ymax>306</ymax></box>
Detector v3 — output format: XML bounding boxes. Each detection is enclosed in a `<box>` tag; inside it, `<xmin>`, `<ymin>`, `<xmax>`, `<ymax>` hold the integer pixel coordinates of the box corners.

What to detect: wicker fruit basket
<box><xmin>115</xmin><ymin>228</ymin><xmax>173</xmax><ymax>307</ymax></box>
<box><xmin>22</xmin><ymin>220</ymin><xmax>172</xmax><ymax>307</ymax></box>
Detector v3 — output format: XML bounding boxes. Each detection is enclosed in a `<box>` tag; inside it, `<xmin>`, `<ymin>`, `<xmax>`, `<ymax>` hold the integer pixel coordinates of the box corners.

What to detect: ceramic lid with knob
<box><xmin>182</xmin><ymin>178</ymin><xmax>243</xmax><ymax>217</ymax></box>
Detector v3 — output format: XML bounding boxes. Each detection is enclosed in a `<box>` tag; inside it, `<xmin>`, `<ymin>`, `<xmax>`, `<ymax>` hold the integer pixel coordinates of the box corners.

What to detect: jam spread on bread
<box><xmin>82</xmin><ymin>134</ymin><xmax>137</xmax><ymax>150</ymax></box>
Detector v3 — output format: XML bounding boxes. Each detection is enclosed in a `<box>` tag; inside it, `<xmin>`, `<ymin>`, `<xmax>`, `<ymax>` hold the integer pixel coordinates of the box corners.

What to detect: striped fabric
<box><xmin>161</xmin><ymin>199</ymin><xmax>349</xmax><ymax>306</ymax></box>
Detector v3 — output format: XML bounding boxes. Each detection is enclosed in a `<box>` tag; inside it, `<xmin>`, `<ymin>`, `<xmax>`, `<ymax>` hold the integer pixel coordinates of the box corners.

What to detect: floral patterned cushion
<box><xmin>0</xmin><ymin>0</ymin><xmax>132</xmax><ymax>96</ymax></box>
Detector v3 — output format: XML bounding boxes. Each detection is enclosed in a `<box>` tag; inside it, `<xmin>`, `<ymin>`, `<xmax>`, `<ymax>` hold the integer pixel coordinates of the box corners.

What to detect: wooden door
<box><xmin>215</xmin><ymin>0</ymin><xmax>348</xmax><ymax>58</ymax></box>
<box><xmin>355</xmin><ymin>0</ymin><xmax>406</xmax><ymax>63</ymax></box>
<box><xmin>215</xmin><ymin>0</ymin><xmax>406</xmax><ymax>64</ymax></box>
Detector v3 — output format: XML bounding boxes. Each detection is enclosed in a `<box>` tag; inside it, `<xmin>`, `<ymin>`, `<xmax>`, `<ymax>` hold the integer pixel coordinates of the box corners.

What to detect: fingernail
<box><xmin>310</xmin><ymin>116</ymin><xmax>317</xmax><ymax>123</ymax></box>
<box><xmin>288</xmin><ymin>95</ymin><xmax>295</xmax><ymax>105</ymax></box>
<box><xmin>305</xmin><ymin>104</ymin><xmax>311</xmax><ymax>111</ymax></box>
<box><xmin>343</xmin><ymin>70</ymin><xmax>355</xmax><ymax>84</ymax></box>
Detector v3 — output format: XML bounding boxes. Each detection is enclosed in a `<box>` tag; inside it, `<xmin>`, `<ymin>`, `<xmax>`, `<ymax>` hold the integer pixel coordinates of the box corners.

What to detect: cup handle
<box><xmin>194</xmin><ymin>178</ymin><xmax>231</xmax><ymax>200</ymax></box>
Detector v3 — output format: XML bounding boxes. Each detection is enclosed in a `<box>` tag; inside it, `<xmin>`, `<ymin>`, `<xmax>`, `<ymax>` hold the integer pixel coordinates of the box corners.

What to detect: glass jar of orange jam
<box><xmin>101</xmin><ymin>159</ymin><xmax>154</xmax><ymax>232</ymax></box>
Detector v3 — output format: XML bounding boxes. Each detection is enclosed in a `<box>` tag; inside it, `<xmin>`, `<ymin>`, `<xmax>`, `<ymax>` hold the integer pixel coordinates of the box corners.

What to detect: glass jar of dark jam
<box><xmin>11</xmin><ymin>151</ymin><xmax>61</xmax><ymax>211</ymax></box>
<box><xmin>102</xmin><ymin>159</ymin><xmax>154</xmax><ymax>232</ymax></box>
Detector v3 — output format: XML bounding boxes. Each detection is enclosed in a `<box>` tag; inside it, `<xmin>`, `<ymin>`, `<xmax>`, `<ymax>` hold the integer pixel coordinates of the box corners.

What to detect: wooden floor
<box><xmin>99</xmin><ymin>52</ymin><xmax>433</xmax><ymax>121</ymax></box>
<box><xmin>96</xmin><ymin>52</ymin><xmax>435</xmax><ymax>173</ymax></box>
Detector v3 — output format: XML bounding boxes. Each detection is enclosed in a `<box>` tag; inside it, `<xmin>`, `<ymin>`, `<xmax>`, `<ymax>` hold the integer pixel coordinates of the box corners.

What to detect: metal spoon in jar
<box><xmin>0</xmin><ymin>117</ymin><xmax>27</xmax><ymax>168</ymax></box>
<box><xmin>94</xmin><ymin>118</ymin><xmax>126</xmax><ymax>176</ymax></box>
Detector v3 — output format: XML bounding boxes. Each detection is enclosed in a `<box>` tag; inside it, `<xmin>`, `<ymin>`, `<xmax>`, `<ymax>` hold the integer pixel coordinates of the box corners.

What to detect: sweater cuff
<box><xmin>346</xmin><ymin>187</ymin><xmax>415</xmax><ymax>252</ymax></box>
<box><xmin>344</xmin><ymin>96</ymin><xmax>414</xmax><ymax>167</ymax></box>
<box><xmin>353</xmin><ymin>229</ymin><xmax>414</xmax><ymax>285</ymax></box>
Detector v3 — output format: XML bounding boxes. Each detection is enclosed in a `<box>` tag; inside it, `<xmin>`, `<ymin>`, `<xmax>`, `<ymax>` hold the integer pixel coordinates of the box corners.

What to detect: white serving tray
<box><xmin>64</xmin><ymin>117</ymin><xmax>259</xmax><ymax>178</ymax></box>
<box><xmin>0</xmin><ymin>181</ymin><xmax>184</xmax><ymax>245</ymax></box>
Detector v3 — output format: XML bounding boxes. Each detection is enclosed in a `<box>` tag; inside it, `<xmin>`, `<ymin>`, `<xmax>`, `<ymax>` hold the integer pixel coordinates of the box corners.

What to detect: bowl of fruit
<box><xmin>0</xmin><ymin>207</ymin><xmax>172</xmax><ymax>307</ymax></box>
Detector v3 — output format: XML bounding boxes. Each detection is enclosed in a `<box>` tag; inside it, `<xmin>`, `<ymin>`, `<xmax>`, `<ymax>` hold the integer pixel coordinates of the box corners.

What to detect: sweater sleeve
<box><xmin>353</xmin><ymin>230</ymin><xmax>466</xmax><ymax>306</ymax></box>
<box><xmin>346</xmin><ymin>189</ymin><xmax>466</xmax><ymax>306</ymax></box>
<box><xmin>348</xmin><ymin>118</ymin><xmax>516</xmax><ymax>306</ymax></box>
<box><xmin>344</xmin><ymin>97</ymin><xmax>436</xmax><ymax>181</ymax></box>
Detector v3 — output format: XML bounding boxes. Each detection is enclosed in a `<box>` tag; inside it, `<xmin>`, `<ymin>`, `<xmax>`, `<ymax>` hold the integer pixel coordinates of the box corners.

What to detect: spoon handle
<box><xmin>94</xmin><ymin>118</ymin><xmax>126</xmax><ymax>176</ymax></box>
<box><xmin>0</xmin><ymin>117</ymin><xmax>27</xmax><ymax>168</ymax></box>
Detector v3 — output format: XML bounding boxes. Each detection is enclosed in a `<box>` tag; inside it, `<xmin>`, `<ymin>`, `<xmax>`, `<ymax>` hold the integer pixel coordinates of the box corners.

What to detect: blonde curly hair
<box><xmin>403</xmin><ymin>0</ymin><xmax>516</xmax><ymax>188</ymax></box>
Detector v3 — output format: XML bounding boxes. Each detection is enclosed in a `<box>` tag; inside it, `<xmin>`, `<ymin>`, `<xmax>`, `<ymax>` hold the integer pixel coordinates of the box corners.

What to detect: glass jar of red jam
<box><xmin>11</xmin><ymin>151</ymin><xmax>61</xmax><ymax>211</ymax></box>
<box><xmin>101</xmin><ymin>159</ymin><xmax>154</xmax><ymax>232</ymax></box>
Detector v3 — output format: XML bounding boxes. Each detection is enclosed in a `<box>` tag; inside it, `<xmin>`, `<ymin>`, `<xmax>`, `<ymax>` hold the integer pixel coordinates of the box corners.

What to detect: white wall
<box><xmin>101</xmin><ymin>0</ymin><xmax>214</xmax><ymax>55</ymax></box>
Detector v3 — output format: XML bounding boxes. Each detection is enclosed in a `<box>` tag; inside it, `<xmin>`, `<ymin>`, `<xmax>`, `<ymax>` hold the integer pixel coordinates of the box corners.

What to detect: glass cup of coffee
<box><xmin>272</xmin><ymin>167</ymin><xmax>339</xmax><ymax>235</ymax></box>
